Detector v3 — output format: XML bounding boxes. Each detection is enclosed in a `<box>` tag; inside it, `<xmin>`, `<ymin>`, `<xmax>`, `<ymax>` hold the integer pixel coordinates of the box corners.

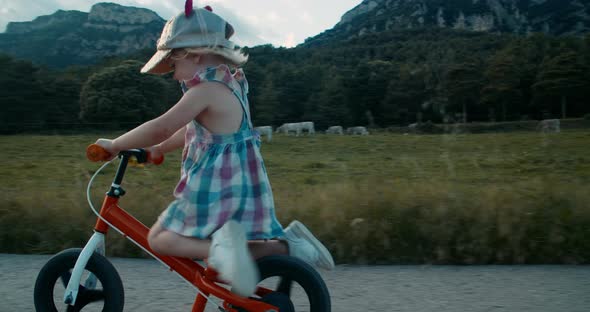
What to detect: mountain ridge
<box><xmin>0</xmin><ymin>3</ymin><xmax>164</xmax><ymax>67</ymax></box>
<box><xmin>304</xmin><ymin>0</ymin><xmax>589</xmax><ymax>46</ymax></box>
<box><xmin>1</xmin><ymin>1</ymin><xmax>588</xmax><ymax>67</ymax></box>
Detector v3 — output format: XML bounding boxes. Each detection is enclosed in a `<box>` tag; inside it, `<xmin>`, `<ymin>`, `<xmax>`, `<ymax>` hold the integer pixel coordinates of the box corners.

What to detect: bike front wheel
<box><xmin>34</xmin><ymin>248</ymin><xmax>124</xmax><ymax>312</ymax></box>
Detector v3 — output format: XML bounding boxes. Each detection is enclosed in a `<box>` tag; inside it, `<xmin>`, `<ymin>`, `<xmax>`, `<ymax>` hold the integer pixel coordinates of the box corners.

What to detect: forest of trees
<box><xmin>1</xmin><ymin>28</ymin><xmax>589</xmax><ymax>134</ymax></box>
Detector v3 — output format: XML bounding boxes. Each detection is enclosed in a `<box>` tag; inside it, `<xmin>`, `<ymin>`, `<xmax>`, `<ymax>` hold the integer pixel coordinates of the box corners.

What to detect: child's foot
<box><xmin>283</xmin><ymin>220</ymin><xmax>335</xmax><ymax>270</ymax></box>
<box><xmin>208</xmin><ymin>220</ymin><xmax>259</xmax><ymax>297</ymax></box>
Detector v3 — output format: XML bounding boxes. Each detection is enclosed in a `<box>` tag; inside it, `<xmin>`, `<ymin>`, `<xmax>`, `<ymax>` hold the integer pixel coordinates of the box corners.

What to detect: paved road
<box><xmin>2</xmin><ymin>254</ymin><xmax>589</xmax><ymax>312</ymax></box>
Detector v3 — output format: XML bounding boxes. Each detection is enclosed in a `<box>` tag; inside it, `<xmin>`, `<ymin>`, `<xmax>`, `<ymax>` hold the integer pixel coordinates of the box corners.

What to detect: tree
<box><xmin>381</xmin><ymin>65</ymin><xmax>427</xmax><ymax>125</ymax></box>
<box><xmin>38</xmin><ymin>71</ymin><xmax>82</xmax><ymax>130</ymax></box>
<box><xmin>0</xmin><ymin>54</ymin><xmax>45</xmax><ymax>133</ymax></box>
<box><xmin>503</xmin><ymin>37</ymin><xmax>547</xmax><ymax>119</ymax></box>
<box><xmin>313</xmin><ymin>70</ymin><xmax>351</xmax><ymax>129</ymax></box>
<box><xmin>481</xmin><ymin>51</ymin><xmax>522</xmax><ymax>121</ymax></box>
<box><xmin>79</xmin><ymin>60</ymin><xmax>172</xmax><ymax>128</ymax></box>
<box><xmin>252</xmin><ymin>78</ymin><xmax>280</xmax><ymax>126</ymax></box>
<box><xmin>445</xmin><ymin>61</ymin><xmax>484</xmax><ymax>122</ymax></box>
<box><xmin>277</xmin><ymin>67</ymin><xmax>311</xmax><ymax>122</ymax></box>
<box><xmin>362</xmin><ymin>60</ymin><xmax>396</xmax><ymax>127</ymax></box>
<box><xmin>533</xmin><ymin>51</ymin><xmax>587</xmax><ymax>119</ymax></box>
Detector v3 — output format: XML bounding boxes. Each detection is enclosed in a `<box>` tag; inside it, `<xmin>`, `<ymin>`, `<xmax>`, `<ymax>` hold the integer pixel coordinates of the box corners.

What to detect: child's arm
<box><xmin>142</xmin><ymin>127</ymin><xmax>186</xmax><ymax>162</ymax></box>
<box><xmin>154</xmin><ymin>126</ymin><xmax>186</xmax><ymax>154</ymax></box>
<box><xmin>96</xmin><ymin>85</ymin><xmax>212</xmax><ymax>154</ymax></box>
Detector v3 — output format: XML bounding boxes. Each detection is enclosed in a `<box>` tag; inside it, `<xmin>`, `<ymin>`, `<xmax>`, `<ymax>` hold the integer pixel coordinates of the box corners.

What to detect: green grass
<box><xmin>1</xmin><ymin>131</ymin><xmax>590</xmax><ymax>264</ymax></box>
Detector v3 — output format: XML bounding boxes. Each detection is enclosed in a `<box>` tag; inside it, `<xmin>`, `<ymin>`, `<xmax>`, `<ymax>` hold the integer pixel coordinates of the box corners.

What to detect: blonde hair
<box><xmin>170</xmin><ymin>46</ymin><xmax>248</xmax><ymax>66</ymax></box>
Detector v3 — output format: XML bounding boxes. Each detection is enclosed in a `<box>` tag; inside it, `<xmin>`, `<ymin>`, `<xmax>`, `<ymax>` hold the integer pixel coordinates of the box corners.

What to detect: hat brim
<box><xmin>141</xmin><ymin>49</ymin><xmax>173</xmax><ymax>74</ymax></box>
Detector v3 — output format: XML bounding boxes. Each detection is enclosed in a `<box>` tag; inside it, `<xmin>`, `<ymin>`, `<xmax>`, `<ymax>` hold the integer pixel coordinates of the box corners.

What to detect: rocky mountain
<box><xmin>2</xmin><ymin>1</ymin><xmax>588</xmax><ymax>67</ymax></box>
<box><xmin>305</xmin><ymin>0</ymin><xmax>590</xmax><ymax>45</ymax></box>
<box><xmin>0</xmin><ymin>3</ymin><xmax>164</xmax><ymax>67</ymax></box>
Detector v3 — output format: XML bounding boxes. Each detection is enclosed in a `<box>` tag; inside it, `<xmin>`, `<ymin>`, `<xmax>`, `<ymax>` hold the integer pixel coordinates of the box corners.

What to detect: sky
<box><xmin>0</xmin><ymin>0</ymin><xmax>363</xmax><ymax>47</ymax></box>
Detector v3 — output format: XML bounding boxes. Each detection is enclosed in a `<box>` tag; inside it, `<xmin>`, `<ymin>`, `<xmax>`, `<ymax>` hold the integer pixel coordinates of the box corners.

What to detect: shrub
<box><xmin>79</xmin><ymin>60</ymin><xmax>172</xmax><ymax>128</ymax></box>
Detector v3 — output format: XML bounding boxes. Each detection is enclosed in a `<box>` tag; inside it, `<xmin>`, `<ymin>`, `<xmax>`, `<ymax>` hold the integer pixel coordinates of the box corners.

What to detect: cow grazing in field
<box><xmin>325</xmin><ymin>126</ymin><xmax>344</xmax><ymax>135</ymax></box>
<box><xmin>275</xmin><ymin>123</ymin><xmax>301</xmax><ymax>136</ymax></box>
<box><xmin>298</xmin><ymin>122</ymin><xmax>315</xmax><ymax>135</ymax></box>
<box><xmin>346</xmin><ymin>126</ymin><xmax>369</xmax><ymax>135</ymax></box>
<box><xmin>537</xmin><ymin>119</ymin><xmax>560</xmax><ymax>133</ymax></box>
<box><xmin>276</xmin><ymin>122</ymin><xmax>315</xmax><ymax>136</ymax></box>
<box><xmin>254</xmin><ymin>126</ymin><xmax>273</xmax><ymax>142</ymax></box>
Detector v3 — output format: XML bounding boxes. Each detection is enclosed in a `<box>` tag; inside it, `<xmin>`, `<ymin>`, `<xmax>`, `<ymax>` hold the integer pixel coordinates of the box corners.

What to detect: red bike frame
<box><xmin>88</xmin><ymin>147</ymin><xmax>279</xmax><ymax>312</ymax></box>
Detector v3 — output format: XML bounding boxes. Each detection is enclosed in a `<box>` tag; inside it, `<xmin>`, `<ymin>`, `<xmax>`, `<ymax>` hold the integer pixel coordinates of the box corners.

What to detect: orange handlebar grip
<box><xmin>86</xmin><ymin>144</ymin><xmax>111</xmax><ymax>162</ymax></box>
<box><xmin>147</xmin><ymin>152</ymin><xmax>164</xmax><ymax>165</ymax></box>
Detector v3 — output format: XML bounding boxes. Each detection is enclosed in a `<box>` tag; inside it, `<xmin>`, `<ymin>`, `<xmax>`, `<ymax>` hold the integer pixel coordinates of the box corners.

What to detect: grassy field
<box><xmin>1</xmin><ymin>130</ymin><xmax>590</xmax><ymax>264</ymax></box>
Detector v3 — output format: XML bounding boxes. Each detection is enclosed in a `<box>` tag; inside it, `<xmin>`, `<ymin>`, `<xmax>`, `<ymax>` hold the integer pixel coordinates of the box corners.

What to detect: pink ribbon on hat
<box><xmin>185</xmin><ymin>1</ymin><xmax>213</xmax><ymax>17</ymax></box>
<box><xmin>185</xmin><ymin>0</ymin><xmax>193</xmax><ymax>17</ymax></box>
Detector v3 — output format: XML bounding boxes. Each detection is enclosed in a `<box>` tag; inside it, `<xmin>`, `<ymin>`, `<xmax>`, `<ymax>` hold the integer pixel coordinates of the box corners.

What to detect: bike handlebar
<box><xmin>86</xmin><ymin>144</ymin><xmax>164</xmax><ymax>165</ymax></box>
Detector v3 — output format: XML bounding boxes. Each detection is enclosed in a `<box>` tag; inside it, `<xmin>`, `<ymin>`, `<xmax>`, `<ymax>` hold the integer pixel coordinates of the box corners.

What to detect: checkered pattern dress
<box><xmin>159</xmin><ymin>64</ymin><xmax>285</xmax><ymax>240</ymax></box>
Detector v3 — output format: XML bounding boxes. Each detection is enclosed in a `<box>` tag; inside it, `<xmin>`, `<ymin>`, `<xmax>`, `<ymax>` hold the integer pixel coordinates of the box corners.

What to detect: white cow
<box><xmin>325</xmin><ymin>126</ymin><xmax>344</xmax><ymax>135</ymax></box>
<box><xmin>276</xmin><ymin>122</ymin><xmax>315</xmax><ymax>136</ymax></box>
<box><xmin>537</xmin><ymin>119</ymin><xmax>560</xmax><ymax>133</ymax></box>
<box><xmin>254</xmin><ymin>126</ymin><xmax>273</xmax><ymax>142</ymax></box>
<box><xmin>275</xmin><ymin>123</ymin><xmax>300</xmax><ymax>135</ymax></box>
<box><xmin>346</xmin><ymin>126</ymin><xmax>369</xmax><ymax>135</ymax></box>
<box><xmin>299</xmin><ymin>121</ymin><xmax>315</xmax><ymax>135</ymax></box>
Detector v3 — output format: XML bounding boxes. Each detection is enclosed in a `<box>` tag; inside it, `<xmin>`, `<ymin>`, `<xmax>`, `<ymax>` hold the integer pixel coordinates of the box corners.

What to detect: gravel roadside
<box><xmin>2</xmin><ymin>254</ymin><xmax>589</xmax><ymax>312</ymax></box>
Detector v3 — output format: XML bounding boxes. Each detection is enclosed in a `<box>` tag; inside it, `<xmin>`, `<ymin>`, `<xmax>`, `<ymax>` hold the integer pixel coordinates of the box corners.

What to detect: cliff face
<box><xmin>5</xmin><ymin>10</ymin><xmax>88</xmax><ymax>34</ymax></box>
<box><xmin>2</xmin><ymin>1</ymin><xmax>589</xmax><ymax>66</ymax></box>
<box><xmin>306</xmin><ymin>0</ymin><xmax>589</xmax><ymax>45</ymax></box>
<box><xmin>84</xmin><ymin>2</ymin><xmax>162</xmax><ymax>29</ymax></box>
<box><xmin>0</xmin><ymin>3</ymin><xmax>165</xmax><ymax>67</ymax></box>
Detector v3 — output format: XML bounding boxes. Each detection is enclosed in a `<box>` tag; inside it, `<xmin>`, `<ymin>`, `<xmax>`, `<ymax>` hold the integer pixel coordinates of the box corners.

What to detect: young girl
<box><xmin>94</xmin><ymin>4</ymin><xmax>334</xmax><ymax>297</ymax></box>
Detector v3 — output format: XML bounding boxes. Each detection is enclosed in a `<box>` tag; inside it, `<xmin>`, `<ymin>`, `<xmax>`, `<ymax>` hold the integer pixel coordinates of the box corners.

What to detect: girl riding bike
<box><xmin>93</xmin><ymin>3</ymin><xmax>333</xmax><ymax>297</ymax></box>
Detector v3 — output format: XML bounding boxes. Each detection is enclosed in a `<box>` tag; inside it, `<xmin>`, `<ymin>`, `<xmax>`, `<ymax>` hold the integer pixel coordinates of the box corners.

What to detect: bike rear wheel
<box><xmin>236</xmin><ymin>255</ymin><xmax>331</xmax><ymax>312</ymax></box>
<box><xmin>34</xmin><ymin>248</ymin><xmax>124</xmax><ymax>312</ymax></box>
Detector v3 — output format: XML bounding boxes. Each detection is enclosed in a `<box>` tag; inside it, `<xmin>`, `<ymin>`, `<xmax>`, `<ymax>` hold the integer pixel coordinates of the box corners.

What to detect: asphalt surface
<box><xmin>2</xmin><ymin>253</ymin><xmax>589</xmax><ymax>312</ymax></box>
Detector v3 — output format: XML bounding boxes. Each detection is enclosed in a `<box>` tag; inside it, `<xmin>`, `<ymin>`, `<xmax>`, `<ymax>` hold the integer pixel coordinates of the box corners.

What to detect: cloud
<box><xmin>244</xmin><ymin>14</ymin><xmax>260</xmax><ymax>27</ymax></box>
<box><xmin>200</xmin><ymin>3</ymin><xmax>275</xmax><ymax>47</ymax></box>
<box><xmin>0</xmin><ymin>0</ymin><xmax>273</xmax><ymax>46</ymax></box>
<box><xmin>266</xmin><ymin>11</ymin><xmax>281</xmax><ymax>23</ymax></box>
<box><xmin>301</xmin><ymin>11</ymin><xmax>313</xmax><ymax>25</ymax></box>
<box><xmin>280</xmin><ymin>0</ymin><xmax>298</xmax><ymax>10</ymax></box>
<box><xmin>0</xmin><ymin>0</ymin><xmax>363</xmax><ymax>46</ymax></box>
<box><xmin>283</xmin><ymin>32</ymin><xmax>295</xmax><ymax>48</ymax></box>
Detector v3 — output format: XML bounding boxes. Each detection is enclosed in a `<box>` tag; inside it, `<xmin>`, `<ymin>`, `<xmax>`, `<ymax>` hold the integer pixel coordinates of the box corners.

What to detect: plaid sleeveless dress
<box><xmin>159</xmin><ymin>64</ymin><xmax>285</xmax><ymax>240</ymax></box>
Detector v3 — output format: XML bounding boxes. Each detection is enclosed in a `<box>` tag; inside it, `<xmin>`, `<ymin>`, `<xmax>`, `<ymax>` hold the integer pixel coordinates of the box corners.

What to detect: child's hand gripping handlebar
<box><xmin>86</xmin><ymin>144</ymin><xmax>164</xmax><ymax>165</ymax></box>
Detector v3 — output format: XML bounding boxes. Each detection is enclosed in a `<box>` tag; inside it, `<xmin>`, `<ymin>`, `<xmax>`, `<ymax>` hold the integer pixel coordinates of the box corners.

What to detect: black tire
<box><xmin>254</xmin><ymin>255</ymin><xmax>331</xmax><ymax>312</ymax></box>
<box><xmin>34</xmin><ymin>248</ymin><xmax>124</xmax><ymax>312</ymax></box>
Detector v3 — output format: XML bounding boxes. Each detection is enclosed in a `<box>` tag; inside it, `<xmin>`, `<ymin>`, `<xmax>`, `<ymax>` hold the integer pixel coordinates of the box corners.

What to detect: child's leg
<box><xmin>147</xmin><ymin>219</ymin><xmax>211</xmax><ymax>259</ymax></box>
<box><xmin>247</xmin><ymin>240</ymin><xmax>289</xmax><ymax>259</ymax></box>
<box><xmin>148</xmin><ymin>220</ymin><xmax>288</xmax><ymax>259</ymax></box>
<box><xmin>207</xmin><ymin>221</ymin><xmax>259</xmax><ymax>297</ymax></box>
